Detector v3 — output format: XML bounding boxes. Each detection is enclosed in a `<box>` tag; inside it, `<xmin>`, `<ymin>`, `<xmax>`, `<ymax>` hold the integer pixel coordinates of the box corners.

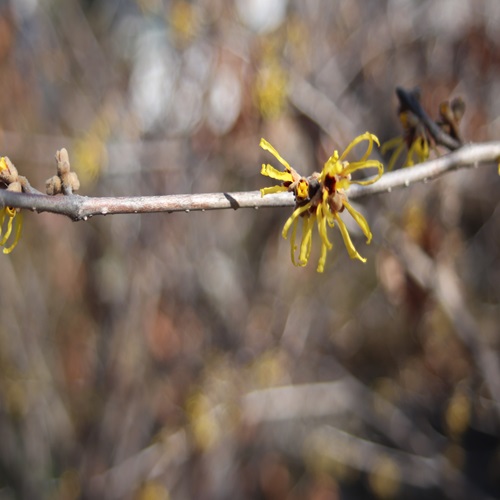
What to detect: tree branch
<box><xmin>395</xmin><ymin>87</ymin><xmax>462</xmax><ymax>150</ymax></box>
<box><xmin>1</xmin><ymin>142</ymin><xmax>499</xmax><ymax>221</ymax></box>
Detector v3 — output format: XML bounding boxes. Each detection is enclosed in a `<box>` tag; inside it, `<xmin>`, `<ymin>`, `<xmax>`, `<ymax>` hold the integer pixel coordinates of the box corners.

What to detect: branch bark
<box><xmin>1</xmin><ymin>142</ymin><xmax>499</xmax><ymax>221</ymax></box>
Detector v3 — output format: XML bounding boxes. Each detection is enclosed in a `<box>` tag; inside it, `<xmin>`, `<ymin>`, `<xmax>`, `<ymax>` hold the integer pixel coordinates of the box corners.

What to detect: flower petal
<box><xmin>0</xmin><ymin>211</ymin><xmax>14</xmax><ymax>246</ymax></box>
<box><xmin>339</xmin><ymin>132</ymin><xmax>380</xmax><ymax>163</ymax></box>
<box><xmin>380</xmin><ymin>136</ymin><xmax>403</xmax><ymax>155</ymax></box>
<box><xmin>334</xmin><ymin>213</ymin><xmax>367</xmax><ymax>262</ymax></box>
<box><xmin>316</xmin><ymin>202</ymin><xmax>333</xmax><ymax>273</ymax></box>
<box><xmin>316</xmin><ymin>241</ymin><xmax>328</xmax><ymax>273</ymax></box>
<box><xmin>343</xmin><ymin>200</ymin><xmax>372</xmax><ymax>243</ymax></box>
<box><xmin>289</xmin><ymin>216</ymin><xmax>299</xmax><ymax>266</ymax></box>
<box><xmin>260</xmin><ymin>163</ymin><xmax>294</xmax><ymax>182</ymax></box>
<box><xmin>260</xmin><ymin>185</ymin><xmax>289</xmax><ymax>197</ymax></box>
<box><xmin>282</xmin><ymin>203</ymin><xmax>310</xmax><ymax>239</ymax></box>
<box><xmin>298</xmin><ymin>215</ymin><xmax>314</xmax><ymax>266</ymax></box>
<box><xmin>260</xmin><ymin>138</ymin><xmax>293</xmax><ymax>172</ymax></box>
<box><xmin>346</xmin><ymin>160</ymin><xmax>384</xmax><ymax>185</ymax></box>
<box><xmin>323</xmin><ymin>151</ymin><xmax>341</xmax><ymax>178</ymax></box>
<box><xmin>382</xmin><ymin>138</ymin><xmax>406</xmax><ymax>171</ymax></box>
<box><xmin>316</xmin><ymin>201</ymin><xmax>333</xmax><ymax>250</ymax></box>
<box><xmin>337</xmin><ymin>178</ymin><xmax>351</xmax><ymax>191</ymax></box>
<box><xmin>0</xmin><ymin>210</ymin><xmax>5</xmax><ymax>237</ymax></box>
<box><xmin>3</xmin><ymin>211</ymin><xmax>22</xmax><ymax>254</ymax></box>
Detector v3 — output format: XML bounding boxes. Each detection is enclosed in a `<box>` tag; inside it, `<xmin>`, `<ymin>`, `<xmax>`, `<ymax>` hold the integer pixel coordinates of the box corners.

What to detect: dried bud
<box><xmin>6</xmin><ymin>180</ymin><xmax>21</xmax><ymax>193</ymax></box>
<box><xmin>56</xmin><ymin>148</ymin><xmax>71</xmax><ymax>175</ymax></box>
<box><xmin>0</xmin><ymin>156</ymin><xmax>19</xmax><ymax>184</ymax></box>
<box><xmin>46</xmin><ymin>175</ymin><xmax>62</xmax><ymax>195</ymax></box>
<box><xmin>67</xmin><ymin>171</ymin><xmax>80</xmax><ymax>192</ymax></box>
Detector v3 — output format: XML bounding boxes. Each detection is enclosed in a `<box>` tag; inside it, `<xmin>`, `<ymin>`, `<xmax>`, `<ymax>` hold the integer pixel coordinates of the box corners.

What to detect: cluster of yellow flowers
<box><xmin>260</xmin><ymin>133</ymin><xmax>384</xmax><ymax>272</ymax></box>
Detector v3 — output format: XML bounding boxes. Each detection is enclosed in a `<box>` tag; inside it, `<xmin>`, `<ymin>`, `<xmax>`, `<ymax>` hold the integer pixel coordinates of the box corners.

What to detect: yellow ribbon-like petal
<box><xmin>282</xmin><ymin>203</ymin><xmax>311</xmax><ymax>239</ymax></box>
<box><xmin>260</xmin><ymin>163</ymin><xmax>294</xmax><ymax>182</ymax></box>
<box><xmin>343</xmin><ymin>200</ymin><xmax>372</xmax><ymax>244</ymax></box>
<box><xmin>322</xmin><ymin>151</ymin><xmax>341</xmax><ymax>179</ymax></box>
<box><xmin>345</xmin><ymin>160</ymin><xmax>384</xmax><ymax>185</ymax></box>
<box><xmin>0</xmin><ymin>210</ymin><xmax>14</xmax><ymax>246</ymax></box>
<box><xmin>260</xmin><ymin>185</ymin><xmax>289</xmax><ymax>197</ymax></box>
<box><xmin>289</xmin><ymin>217</ymin><xmax>299</xmax><ymax>266</ymax></box>
<box><xmin>334</xmin><ymin>212</ymin><xmax>366</xmax><ymax>263</ymax></box>
<box><xmin>316</xmin><ymin>201</ymin><xmax>333</xmax><ymax>273</ymax></box>
<box><xmin>259</xmin><ymin>138</ymin><xmax>293</xmax><ymax>172</ymax></box>
<box><xmin>339</xmin><ymin>132</ymin><xmax>380</xmax><ymax>163</ymax></box>
<box><xmin>3</xmin><ymin>212</ymin><xmax>22</xmax><ymax>254</ymax></box>
<box><xmin>298</xmin><ymin>215</ymin><xmax>314</xmax><ymax>266</ymax></box>
<box><xmin>408</xmin><ymin>136</ymin><xmax>429</xmax><ymax>164</ymax></box>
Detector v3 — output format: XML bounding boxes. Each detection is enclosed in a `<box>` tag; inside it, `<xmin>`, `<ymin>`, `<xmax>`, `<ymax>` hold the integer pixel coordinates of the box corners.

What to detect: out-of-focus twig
<box><xmin>392</xmin><ymin>228</ymin><xmax>500</xmax><ymax>411</ymax></box>
<box><xmin>395</xmin><ymin>87</ymin><xmax>462</xmax><ymax>150</ymax></box>
<box><xmin>0</xmin><ymin>142</ymin><xmax>499</xmax><ymax>220</ymax></box>
<box><xmin>306</xmin><ymin>426</ymin><xmax>494</xmax><ymax>499</ymax></box>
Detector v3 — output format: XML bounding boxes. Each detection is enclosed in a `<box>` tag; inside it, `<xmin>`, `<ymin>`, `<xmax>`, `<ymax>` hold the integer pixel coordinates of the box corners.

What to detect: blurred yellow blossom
<box><xmin>382</xmin><ymin>92</ymin><xmax>465</xmax><ymax>171</ymax></box>
<box><xmin>73</xmin><ymin>113</ymin><xmax>111</xmax><ymax>185</ymax></box>
<box><xmin>253</xmin><ymin>59</ymin><xmax>288</xmax><ymax>119</ymax></box>
<box><xmin>260</xmin><ymin>133</ymin><xmax>383</xmax><ymax>272</ymax></box>
<box><xmin>170</xmin><ymin>0</ymin><xmax>199</xmax><ymax>46</ymax></box>
<box><xmin>381</xmin><ymin>110</ymin><xmax>430</xmax><ymax>171</ymax></box>
<box><xmin>186</xmin><ymin>392</ymin><xmax>220</xmax><ymax>451</ymax></box>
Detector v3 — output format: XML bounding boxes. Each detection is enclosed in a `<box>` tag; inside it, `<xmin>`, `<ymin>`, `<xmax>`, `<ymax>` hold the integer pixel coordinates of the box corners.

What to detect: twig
<box><xmin>348</xmin><ymin>140</ymin><xmax>500</xmax><ymax>197</ymax></box>
<box><xmin>0</xmin><ymin>142</ymin><xmax>499</xmax><ymax>221</ymax></box>
<box><xmin>395</xmin><ymin>87</ymin><xmax>462</xmax><ymax>150</ymax></box>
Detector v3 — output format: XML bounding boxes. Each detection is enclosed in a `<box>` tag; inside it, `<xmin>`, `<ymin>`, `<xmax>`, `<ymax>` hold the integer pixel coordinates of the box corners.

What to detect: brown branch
<box><xmin>395</xmin><ymin>87</ymin><xmax>462</xmax><ymax>150</ymax></box>
<box><xmin>0</xmin><ymin>141</ymin><xmax>499</xmax><ymax>221</ymax></box>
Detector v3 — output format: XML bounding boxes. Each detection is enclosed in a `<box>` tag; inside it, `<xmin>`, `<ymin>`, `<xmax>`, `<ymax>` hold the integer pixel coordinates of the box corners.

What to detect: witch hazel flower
<box><xmin>260</xmin><ymin>133</ymin><xmax>383</xmax><ymax>272</ymax></box>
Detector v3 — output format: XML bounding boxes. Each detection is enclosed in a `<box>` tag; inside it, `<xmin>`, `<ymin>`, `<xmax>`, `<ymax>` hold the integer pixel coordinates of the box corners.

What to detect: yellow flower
<box><xmin>260</xmin><ymin>133</ymin><xmax>383</xmax><ymax>272</ymax></box>
<box><xmin>381</xmin><ymin>111</ymin><xmax>430</xmax><ymax>171</ymax></box>
<box><xmin>0</xmin><ymin>156</ymin><xmax>23</xmax><ymax>254</ymax></box>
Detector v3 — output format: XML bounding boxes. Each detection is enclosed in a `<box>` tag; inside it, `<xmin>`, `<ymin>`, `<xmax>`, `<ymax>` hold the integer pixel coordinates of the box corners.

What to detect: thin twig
<box><xmin>0</xmin><ymin>142</ymin><xmax>499</xmax><ymax>221</ymax></box>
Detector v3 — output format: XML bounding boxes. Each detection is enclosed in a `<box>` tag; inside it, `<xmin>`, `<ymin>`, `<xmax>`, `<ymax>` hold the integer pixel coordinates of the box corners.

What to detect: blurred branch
<box><xmin>242</xmin><ymin>376</ymin><xmax>443</xmax><ymax>457</ymax></box>
<box><xmin>392</xmin><ymin>228</ymin><xmax>500</xmax><ymax>410</ymax></box>
<box><xmin>289</xmin><ymin>74</ymin><xmax>357</xmax><ymax>142</ymax></box>
<box><xmin>307</xmin><ymin>426</ymin><xmax>494</xmax><ymax>499</ymax></box>
<box><xmin>1</xmin><ymin>142</ymin><xmax>500</xmax><ymax>221</ymax></box>
<box><xmin>395</xmin><ymin>87</ymin><xmax>462</xmax><ymax>150</ymax></box>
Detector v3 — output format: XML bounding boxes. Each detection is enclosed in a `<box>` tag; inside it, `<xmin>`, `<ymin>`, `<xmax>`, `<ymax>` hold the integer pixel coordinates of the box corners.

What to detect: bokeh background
<box><xmin>1</xmin><ymin>0</ymin><xmax>500</xmax><ymax>498</ymax></box>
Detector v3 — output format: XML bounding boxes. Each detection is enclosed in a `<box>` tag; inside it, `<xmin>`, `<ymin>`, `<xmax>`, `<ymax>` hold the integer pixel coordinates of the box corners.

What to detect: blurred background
<box><xmin>1</xmin><ymin>0</ymin><xmax>500</xmax><ymax>498</ymax></box>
